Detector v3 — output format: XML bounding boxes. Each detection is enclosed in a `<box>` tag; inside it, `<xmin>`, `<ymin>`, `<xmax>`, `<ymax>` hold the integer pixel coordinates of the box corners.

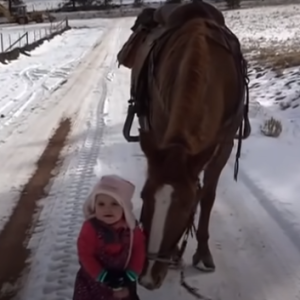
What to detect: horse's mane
<box><xmin>160</xmin><ymin>19</ymin><xmax>214</xmax><ymax>155</ymax></box>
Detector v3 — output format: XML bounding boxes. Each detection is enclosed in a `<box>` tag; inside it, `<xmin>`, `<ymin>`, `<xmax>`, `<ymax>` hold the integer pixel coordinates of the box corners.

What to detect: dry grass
<box><xmin>260</xmin><ymin>117</ymin><xmax>283</xmax><ymax>138</ymax></box>
<box><xmin>243</xmin><ymin>44</ymin><xmax>300</xmax><ymax>70</ymax></box>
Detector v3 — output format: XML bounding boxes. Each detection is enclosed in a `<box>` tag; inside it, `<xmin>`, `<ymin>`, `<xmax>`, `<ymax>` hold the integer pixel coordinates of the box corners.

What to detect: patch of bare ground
<box><xmin>0</xmin><ymin>118</ymin><xmax>72</xmax><ymax>300</ymax></box>
<box><xmin>243</xmin><ymin>44</ymin><xmax>300</xmax><ymax>70</ymax></box>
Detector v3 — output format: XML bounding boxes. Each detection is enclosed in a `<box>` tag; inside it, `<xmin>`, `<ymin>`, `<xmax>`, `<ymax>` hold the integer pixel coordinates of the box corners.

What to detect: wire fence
<box><xmin>0</xmin><ymin>19</ymin><xmax>68</xmax><ymax>53</ymax></box>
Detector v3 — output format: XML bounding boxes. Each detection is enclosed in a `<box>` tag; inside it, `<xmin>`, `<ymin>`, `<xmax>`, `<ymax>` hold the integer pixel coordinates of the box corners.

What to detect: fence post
<box><xmin>26</xmin><ymin>32</ymin><xmax>28</xmax><ymax>45</ymax></box>
<box><xmin>0</xmin><ymin>33</ymin><xmax>3</xmax><ymax>53</ymax></box>
<box><xmin>4</xmin><ymin>32</ymin><xmax>28</xmax><ymax>52</ymax></box>
<box><xmin>66</xmin><ymin>17</ymin><xmax>69</xmax><ymax>28</ymax></box>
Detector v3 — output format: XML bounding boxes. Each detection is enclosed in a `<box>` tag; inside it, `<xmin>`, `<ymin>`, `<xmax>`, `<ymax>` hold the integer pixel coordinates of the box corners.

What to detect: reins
<box><xmin>176</xmin><ymin>208</ymin><xmax>213</xmax><ymax>300</ymax></box>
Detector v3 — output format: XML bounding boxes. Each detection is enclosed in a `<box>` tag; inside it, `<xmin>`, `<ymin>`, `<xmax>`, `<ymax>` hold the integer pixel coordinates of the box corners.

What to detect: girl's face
<box><xmin>95</xmin><ymin>194</ymin><xmax>124</xmax><ymax>225</ymax></box>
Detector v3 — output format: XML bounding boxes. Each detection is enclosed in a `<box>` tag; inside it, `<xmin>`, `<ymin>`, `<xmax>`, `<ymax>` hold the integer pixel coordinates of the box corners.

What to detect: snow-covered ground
<box><xmin>224</xmin><ymin>4</ymin><xmax>300</xmax><ymax>235</ymax></box>
<box><xmin>25</xmin><ymin>0</ymin><xmax>65</xmax><ymax>11</ymax></box>
<box><xmin>0</xmin><ymin>0</ymin><xmax>65</xmax><ymax>11</ymax></box>
<box><xmin>0</xmin><ymin>19</ymin><xmax>109</xmax><ymax>230</ymax></box>
<box><xmin>1</xmin><ymin>4</ymin><xmax>300</xmax><ymax>300</ymax></box>
<box><xmin>225</xmin><ymin>4</ymin><xmax>300</xmax><ymax>48</ymax></box>
<box><xmin>22</xmin><ymin>0</ymin><xmax>164</xmax><ymax>11</ymax></box>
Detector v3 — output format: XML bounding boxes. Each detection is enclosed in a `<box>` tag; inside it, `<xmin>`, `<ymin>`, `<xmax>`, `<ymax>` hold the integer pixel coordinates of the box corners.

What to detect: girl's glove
<box><xmin>97</xmin><ymin>269</ymin><xmax>138</xmax><ymax>288</ymax></box>
<box><xmin>97</xmin><ymin>269</ymin><xmax>126</xmax><ymax>290</ymax></box>
<box><xmin>125</xmin><ymin>270</ymin><xmax>138</xmax><ymax>282</ymax></box>
<box><xmin>97</xmin><ymin>270</ymin><xmax>108</xmax><ymax>282</ymax></box>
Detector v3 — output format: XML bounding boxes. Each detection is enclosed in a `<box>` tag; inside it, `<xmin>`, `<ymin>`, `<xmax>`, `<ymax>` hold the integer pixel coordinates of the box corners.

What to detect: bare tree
<box><xmin>166</xmin><ymin>0</ymin><xmax>182</xmax><ymax>3</ymax></box>
<box><xmin>225</xmin><ymin>0</ymin><xmax>241</xmax><ymax>9</ymax></box>
<box><xmin>133</xmin><ymin>0</ymin><xmax>142</xmax><ymax>7</ymax></box>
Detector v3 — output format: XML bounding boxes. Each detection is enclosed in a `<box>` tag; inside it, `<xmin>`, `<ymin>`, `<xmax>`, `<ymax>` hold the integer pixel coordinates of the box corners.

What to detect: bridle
<box><xmin>141</xmin><ymin>181</ymin><xmax>212</xmax><ymax>300</ymax></box>
<box><xmin>142</xmin><ymin>179</ymin><xmax>200</xmax><ymax>265</ymax></box>
<box><xmin>146</xmin><ymin>208</ymin><xmax>197</xmax><ymax>267</ymax></box>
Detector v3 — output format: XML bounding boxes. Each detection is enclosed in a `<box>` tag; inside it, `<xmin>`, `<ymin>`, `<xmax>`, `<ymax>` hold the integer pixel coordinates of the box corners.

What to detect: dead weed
<box><xmin>243</xmin><ymin>45</ymin><xmax>300</xmax><ymax>70</ymax></box>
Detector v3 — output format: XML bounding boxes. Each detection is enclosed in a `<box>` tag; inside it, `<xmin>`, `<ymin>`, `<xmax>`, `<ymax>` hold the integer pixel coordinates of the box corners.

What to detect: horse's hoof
<box><xmin>192</xmin><ymin>251</ymin><xmax>215</xmax><ymax>272</ymax></box>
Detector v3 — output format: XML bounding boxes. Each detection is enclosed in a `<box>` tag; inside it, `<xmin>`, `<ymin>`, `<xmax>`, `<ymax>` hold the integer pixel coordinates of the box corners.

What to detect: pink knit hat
<box><xmin>83</xmin><ymin>174</ymin><xmax>136</xmax><ymax>230</ymax></box>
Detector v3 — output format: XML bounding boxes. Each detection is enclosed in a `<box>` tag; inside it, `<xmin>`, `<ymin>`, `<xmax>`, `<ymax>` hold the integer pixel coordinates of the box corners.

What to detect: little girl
<box><xmin>73</xmin><ymin>174</ymin><xmax>146</xmax><ymax>300</ymax></box>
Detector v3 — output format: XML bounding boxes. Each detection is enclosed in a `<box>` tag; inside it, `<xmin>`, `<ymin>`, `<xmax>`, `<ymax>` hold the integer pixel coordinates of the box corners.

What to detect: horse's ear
<box><xmin>139</xmin><ymin>130</ymin><xmax>158</xmax><ymax>160</ymax></box>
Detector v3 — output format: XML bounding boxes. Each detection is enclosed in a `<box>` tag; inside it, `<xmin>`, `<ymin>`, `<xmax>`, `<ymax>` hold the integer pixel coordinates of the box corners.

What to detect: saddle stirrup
<box><xmin>123</xmin><ymin>101</ymin><xmax>140</xmax><ymax>142</ymax></box>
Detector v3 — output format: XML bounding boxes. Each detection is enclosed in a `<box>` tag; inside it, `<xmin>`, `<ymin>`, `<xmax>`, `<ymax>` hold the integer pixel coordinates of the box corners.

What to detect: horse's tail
<box><xmin>163</xmin><ymin>20</ymin><xmax>215</xmax><ymax>156</ymax></box>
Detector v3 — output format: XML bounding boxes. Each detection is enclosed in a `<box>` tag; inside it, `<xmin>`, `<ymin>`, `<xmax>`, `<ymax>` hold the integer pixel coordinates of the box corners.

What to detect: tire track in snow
<box><xmin>0</xmin><ymin>118</ymin><xmax>72</xmax><ymax>300</ymax></box>
<box><xmin>230</xmin><ymin>160</ymin><xmax>300</xmax><ymax>252</ymax></box>
<box><xmin>0</xmin><ymin>29</ymin><xmax>101</xmax><ymax>136</ymax></box>
<box><xmin>0</xmin><ymin>66</ymin><xmax>70</xmax><ymax>131</ymax></box>
<box><xmin>20</xmin><ymin>66</ymin><xmax>107</xmax><ymax>300</ymax></box>
<box><xmin>19</xmin><ymin>23</ymin><xmax>122</xmax><ymax>300</ymax></box>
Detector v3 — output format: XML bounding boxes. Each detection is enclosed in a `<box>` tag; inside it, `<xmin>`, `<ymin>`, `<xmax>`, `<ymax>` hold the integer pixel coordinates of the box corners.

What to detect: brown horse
<box><xmin>118</xmin><ymin>3</ymin><xmax>250</xmax><ymax>291</ymax></box>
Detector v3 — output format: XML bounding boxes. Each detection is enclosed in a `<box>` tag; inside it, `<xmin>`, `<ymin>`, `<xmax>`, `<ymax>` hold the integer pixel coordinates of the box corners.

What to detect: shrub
<box><xmin>225</xmin><ymin>0</ymin><xmax>241</xmax><ymax>9</ymax></box>
<box><xmin>260</xmin><ymin>117</ymin><xmax>282</xmax><ymax>138</ymax></box>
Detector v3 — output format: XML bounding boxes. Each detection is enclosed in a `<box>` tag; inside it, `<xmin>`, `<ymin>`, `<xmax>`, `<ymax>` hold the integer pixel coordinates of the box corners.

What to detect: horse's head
<box><xmin>138</xmin><ymin>131</ymin><xmax>200</xmax><ymax>290</ymax></box>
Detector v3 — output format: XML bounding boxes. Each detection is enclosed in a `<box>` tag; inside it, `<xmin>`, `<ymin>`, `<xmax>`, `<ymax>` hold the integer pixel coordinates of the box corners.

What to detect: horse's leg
<box><xmin>192</xmin><ymin>142</ymin><xmax>234</xmax><ymax>271</ymax></box>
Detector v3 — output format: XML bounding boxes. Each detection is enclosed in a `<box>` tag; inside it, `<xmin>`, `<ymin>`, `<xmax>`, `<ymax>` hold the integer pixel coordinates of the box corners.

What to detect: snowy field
<box><xmin>224</xmin><ymin>4</ymin><xmax>300</xmax><ymax>234</ymax></box>
<box><xmin>22</xmin><ymin>0</ymin><xmax>157</xmax><ymax>10</ymax></box>
<box><xmin>0</xmin><ymin>19</ymin><xmax>109</xmax><ymax>226</ymax></box>
<box><xmin>225</xmin><ymin>4</ymin><xmax>300</xmax><ymax>48</ymax></box>
<box><xmin>25</xmin><ymin>0</ymin><xmax>65</xmax><ymax>11</ymax></box>
<box><xmin>18</xmin><ymin>0</ymin><xmax>299</xmax><ymax>12</ymax></box>
<box><xmin>0</xmin><ymin>4</ymin><xmax>300</xmax><ymax>300</ymax></box>
<box><xmin>22</xmin><ymin>0</ymin><xmax>165</xmax><ymax>11</ymax></box>
<box><xmin>0</xmin><ymin>0</ymin><xmax>65</xmax><ymax>11</ymax></box>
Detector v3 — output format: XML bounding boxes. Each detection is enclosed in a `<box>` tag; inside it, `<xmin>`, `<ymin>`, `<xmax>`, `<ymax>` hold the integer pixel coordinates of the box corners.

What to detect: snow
<box><xmin>224</xmin><ymin>4</ymin><xmax>300</xmax><ymax>234</ymax></box>
<box><xmin>22</xmin><ymin>0</ymin><xmax>164</xmax><ymax>11</ymax></box>
<box><xmin>0</xmin><ymin>3</ymin><xmax>300</xmax><ymax>300</ymax></box>
<box><xmin>25</xmin><ymin>0</ymin><xmax>65</xmax><ymax>11</ymax></box>
<box><xmin>0</xmin><ymin>26</ymin><xmax>104</xmax><ymax>137</ymax></box>
<box><xmin>0</xmin><ymin>0</ymin><xmax>66</xmax><ymax>11</ymax></box>
<box><xmin>224</xmin><ymin>3</ymin><xmax>300</xmax><ymax>52</ymax></box>
<box><xmin>0</xmin><ymin>22</ymin><xmax>106</xmax><ymax>231</ymax></box>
